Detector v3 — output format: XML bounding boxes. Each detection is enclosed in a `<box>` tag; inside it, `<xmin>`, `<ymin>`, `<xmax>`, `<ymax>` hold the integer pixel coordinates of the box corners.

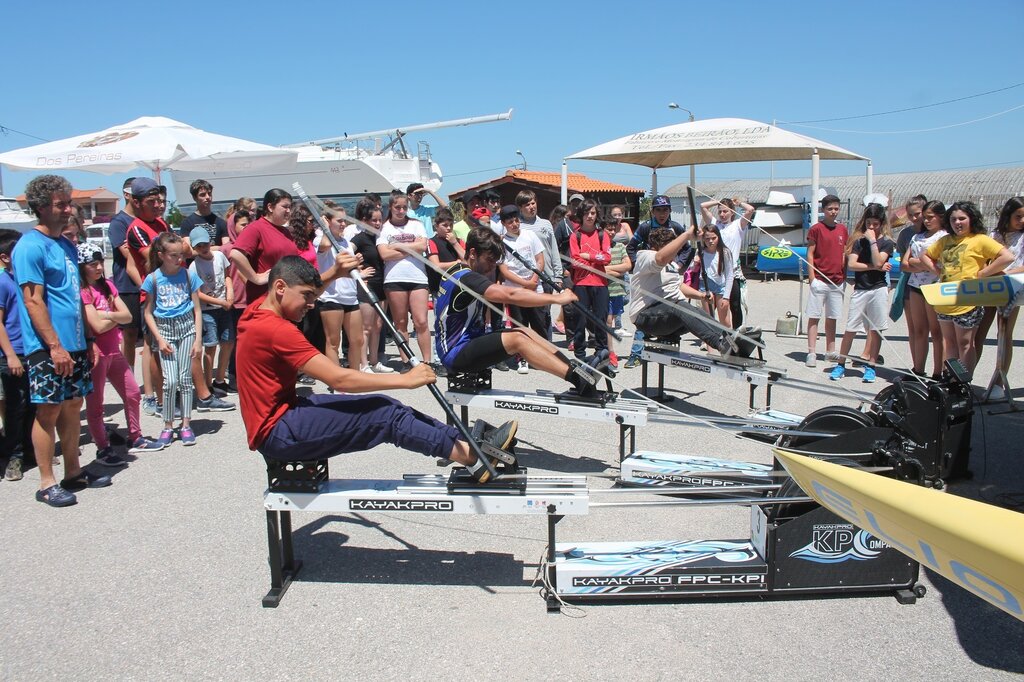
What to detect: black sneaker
<box><xmin>482</xmin><ymin>420</ymin><xmax>518</xmax><ymax>451</ymax></box>
<box><xmin>212</xmin><ymin>379</ymin><xmax>235</xmax><ymax>394</ymax></box>
<box><xmin>429</xmin><ymin>362</ymin><xmax>448</xmax><ymax>378</ymax></box>
<box><xmin>95</xmin><ymin>447</ymin><xmax>126</xmax><ymax>468</ymax></box>
<box><xmin>209</xmin><ymin>383</ymin><xmax>228</xmax><ymax>398</ymax></box>
<box><xmin>60</xmin><ymin>470</ymin><xmax>113</xmax><ymax>491</ymax></box>
<box><xmin>730</xmin><ymin>326</ymin><xmax>762</xmax><ymax>358</ymax></box>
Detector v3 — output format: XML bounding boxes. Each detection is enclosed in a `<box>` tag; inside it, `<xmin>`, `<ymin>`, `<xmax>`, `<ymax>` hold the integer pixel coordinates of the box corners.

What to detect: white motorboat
<box><xmin>0</xmin><ymin>196</ymin><xmax>35</xmax><ymax>232</ymax></box>
<box><xmin>170</xmin><ymin>110</ymin><xmax>512</xmax><ymax>212</ymax></box>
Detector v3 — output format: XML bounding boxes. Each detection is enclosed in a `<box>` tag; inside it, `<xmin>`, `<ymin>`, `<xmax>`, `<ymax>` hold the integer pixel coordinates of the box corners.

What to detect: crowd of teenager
<box><xmin>2</xmin><ymin>170</ymin><xmax>1021</xmax><ymax>505</ymax></box>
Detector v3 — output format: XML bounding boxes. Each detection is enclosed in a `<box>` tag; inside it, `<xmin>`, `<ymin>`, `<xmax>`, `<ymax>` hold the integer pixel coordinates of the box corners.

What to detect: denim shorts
<box><xmin>201</xmin><ymin>308</ymin><xmax>234</xmax><ymax>347</ymax></box>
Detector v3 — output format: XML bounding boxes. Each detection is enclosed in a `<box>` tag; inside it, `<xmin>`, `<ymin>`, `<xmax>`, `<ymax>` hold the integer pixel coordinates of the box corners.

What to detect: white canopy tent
<box><xmin>0</xmin><ymin>116</ymin><xmax>297</xmax><ymax>181</ymax></box>
<box><xmin>565</xmin><ymin>117</ymin><xmax>871</xmax><ymax>209</ymax></box>
<box><xmin>566</xmin><ymin>118</ymin><xmax>871</xmax><ymax>334</ymax></box>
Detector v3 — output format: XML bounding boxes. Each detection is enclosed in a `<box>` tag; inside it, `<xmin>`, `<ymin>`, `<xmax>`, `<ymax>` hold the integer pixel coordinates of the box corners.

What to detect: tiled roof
<box><xmin>15</xmin><ymin>188</ymin><xmax>115</xmax><ymax>202</ymax></box>
<box><xmin>504</xmin><ymin>170</ymin><xmax>644</xmax><ymax>194</ymax></box>
<box><xmin>452</xmin><ymin>170</ymin><xmax>644</xmax><ymax>199</ymax></box>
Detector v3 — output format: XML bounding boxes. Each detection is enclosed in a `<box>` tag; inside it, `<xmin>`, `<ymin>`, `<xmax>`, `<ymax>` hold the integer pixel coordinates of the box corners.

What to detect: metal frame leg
<box><xmin>263</xmin><ymin>509</ymin><xmax>303</xmax><ymax>608</ymax></box>
<box><xmin>987</xmin><ymin>315</ymin><xmax>1020</xmax><ymax>415</ymax></box>
<box><xmin>545</xmin><ymin>510</ymin><xmax>564</xmax><ymax>613</ymax></box>
<box><xmin>618</xmin><ymin>423</ymin><xmax>636</xmax><ymax>462</ymax></box>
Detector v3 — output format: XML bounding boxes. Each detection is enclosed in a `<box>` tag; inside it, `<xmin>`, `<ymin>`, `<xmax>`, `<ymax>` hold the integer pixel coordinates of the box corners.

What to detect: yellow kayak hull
<box><xmin>774</xmin><ymin>449</ymin><xmax>1024</xmax><ymax>621</ymax></box>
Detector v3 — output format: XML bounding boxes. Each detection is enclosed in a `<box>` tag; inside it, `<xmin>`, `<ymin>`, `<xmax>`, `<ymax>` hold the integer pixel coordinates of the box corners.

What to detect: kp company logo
<box><xmin>790</xmin><ymin>523</ymin><xmax>886</xmax><ymax>563</ymax></box>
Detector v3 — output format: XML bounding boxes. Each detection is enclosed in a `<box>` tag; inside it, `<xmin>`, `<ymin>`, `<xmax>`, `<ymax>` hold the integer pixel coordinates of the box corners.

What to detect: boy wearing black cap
<box><xmin>623</xmin><ymin>195</ymin><xmax>692</xmax><ymax>368</ymax></box>
<box><xmin>453</xmin><ymin>191</ymin><xmax>484</xmax><ymax>241</ymax></box>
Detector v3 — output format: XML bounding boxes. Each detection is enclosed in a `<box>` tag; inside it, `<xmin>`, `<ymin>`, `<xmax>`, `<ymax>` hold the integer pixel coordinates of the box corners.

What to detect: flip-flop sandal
<box><xmin>60</xmin><ymin>470</ymin><xmax>113</xmax><ymax>492</ymax></box>
<box><xmin>35</xmin><ymin>484</ymin><xmax>77</xmax><ymax>507</ymax></box>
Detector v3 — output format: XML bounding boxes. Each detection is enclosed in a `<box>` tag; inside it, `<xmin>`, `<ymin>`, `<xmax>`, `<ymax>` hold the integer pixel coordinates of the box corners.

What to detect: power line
<box><xmin>779</xmin><ymin>81</ymin><xmax>1024</xmax><ymax>124</ymax></box>
<box><xmin>784</xmin><ymin>102</ymin><xmax>1024</xmax><ymax>135</ymax></box>
<box><xmin>0</xmin><ymin>124</ymin><xmax>50</xmax><ymax>143</ymax></box>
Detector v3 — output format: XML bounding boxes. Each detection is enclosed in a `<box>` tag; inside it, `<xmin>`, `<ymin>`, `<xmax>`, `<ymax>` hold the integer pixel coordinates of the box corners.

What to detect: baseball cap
<box><xmin>499</xmin><ymin>205</ymin><xmax>520</xmax><ymax>221</ymax></box>
<box><xmin>77</xmin><ymin>242</ymin><xmax>104</xmax><ymax>265</ymax></box>
<box><xmin>462</xmin><ymin>190</ymin><xmax>483</xmax><ymax>205</ymax></box>
<box><xmin>652</xmin><ymin>195</ymin><xmax>672</xmax><ymax>209</ymax></box>
<box><xmin>568</xmin><ymin>193</ymin><xmax>585</xmax><ymax>203</ymax></box>
<box><xmin>189</xmin><ymin>226</ymin><xmax>211</xmax><ymax>246</ymax></box>
<box><xmin>130</xmin><ymin>177</ymin><xmax>161</xmax><ymax>197</ymax></box>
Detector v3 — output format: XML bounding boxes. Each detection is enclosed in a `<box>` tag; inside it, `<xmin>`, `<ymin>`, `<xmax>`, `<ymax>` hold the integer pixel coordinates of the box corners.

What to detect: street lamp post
<box><xmin>668</xmin><ymin>103</ymin><xmax>697</xmax><ymax>223</ymax></box>
<box><xmin>515</xmin><ymin>149</ymin><xmax>527</xmax><ymax>170</ymax></box>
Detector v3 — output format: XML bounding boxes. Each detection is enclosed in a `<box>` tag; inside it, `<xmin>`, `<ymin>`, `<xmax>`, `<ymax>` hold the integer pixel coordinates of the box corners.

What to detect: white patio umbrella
<box><xmin>567</xmin><ymin>117</ymin><xmax>868</xmax><ymax>202</ymax></box>
<box><xmin>566</xmin><ymin>118</ymin><xmax>870</xmax><ymax>333</ymax></box>
<box><xmin>0</xmin><ymin>116</ymin><xmax>297</xmax><ymax>180</ymax></box>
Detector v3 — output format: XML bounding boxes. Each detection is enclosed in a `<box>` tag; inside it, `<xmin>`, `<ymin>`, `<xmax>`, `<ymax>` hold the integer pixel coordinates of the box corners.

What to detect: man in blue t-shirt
<box><xmin>14</xmin><ymin>175</ymin><xmax>111</xmax><ymax>507</ymax></box>
<box><xmin>406</xmin><ymin>182</ymin><xmax>447</xmax><ymax>238</ymax></box>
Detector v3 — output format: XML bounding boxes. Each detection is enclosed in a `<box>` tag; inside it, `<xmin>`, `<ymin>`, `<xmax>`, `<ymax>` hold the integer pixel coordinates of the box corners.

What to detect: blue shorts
<box><xmin>27</xmin><ymin>350</ymin><xmax>93</xmax><ymax>405</ymax></box>
<box><xmin>608</xmin><ymin>295</ymin><xmax>625</xmax><ymax>316</ymax></box>
<box><xmin>201</xmin><ymin>308</ymin><xmax>234</xmax><ymax>347</ymax></box>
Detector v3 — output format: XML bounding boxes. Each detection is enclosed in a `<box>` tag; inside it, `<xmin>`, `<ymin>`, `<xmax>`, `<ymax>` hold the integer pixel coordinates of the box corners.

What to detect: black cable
<box><xmin>0</xmin><ymin>124</ymin><xmax>50</xmax><ymax>143</ymax></box>
<box><xmin>779</xmin><ymin>81</ymin><xmax>1024</xmax><ymax>124</ymax></box>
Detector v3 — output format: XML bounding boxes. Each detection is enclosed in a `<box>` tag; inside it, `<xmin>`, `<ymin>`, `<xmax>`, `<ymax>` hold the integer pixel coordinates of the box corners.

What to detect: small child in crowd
<box><xmin>602</xmin><ymin>216</ymin><xmax>632</xmax><ymax>367</ymax></box>
<box><xmin>142</xmin><ymin>232</ymin><xmax>205</xmax><ymax>446</ymax></box>
<box><xmin>188</xmin><ymin>227</ymin><xmax>235</xmax><ymax>397</ymax></box>
<box><xmin>0</xmin><ymin>230</ymin><xmax>32</xmax><ymax>481</ymax></box>
<box><xmin>79</xmin><ymin>243</ymin><xmax>164</xmax><ymax>465</ymax></box>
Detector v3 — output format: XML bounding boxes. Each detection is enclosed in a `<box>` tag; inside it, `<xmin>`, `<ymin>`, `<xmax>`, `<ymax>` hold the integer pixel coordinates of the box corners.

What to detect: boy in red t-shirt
<box><xmin>804</xmin><ymin>194</ymin><xmax>849</xmax><ymax>367</ymax></box>
<box><xmin>236</xmin><ymin>255</ymin><xmax>513</xmax><ymax>483</ymax></box>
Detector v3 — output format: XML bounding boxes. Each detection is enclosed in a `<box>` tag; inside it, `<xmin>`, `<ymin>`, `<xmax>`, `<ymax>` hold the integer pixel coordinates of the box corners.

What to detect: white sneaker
<box><xmin>360</xmin><ymin>365</ymin><xmax>374</xmax><ymax>374</ymax></box>
<box><xmin>805</xmin><ymin>352</ymin><xmax>817</xmax><ymax>368</ymax></box>
<box><xmin>373</xmin><ymin>362</ymin><xmax>395</xmax><ymax>374</ymax></box>
<box><xmin>825</xmin><ymin>351</ymin><xmax>841</xmax><ymax>362</ymax></box>
<box><xmin>517</xmin><ymin>359</ymin><xmax>530</xmax><ymax>374</ymax></box>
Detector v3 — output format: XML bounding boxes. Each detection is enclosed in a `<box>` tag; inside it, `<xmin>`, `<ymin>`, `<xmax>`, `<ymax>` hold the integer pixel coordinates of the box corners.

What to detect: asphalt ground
<box><xmin>1</xmin><ymin>277</ymin><xmax>1022</xmax><ymax>680</ymax></box>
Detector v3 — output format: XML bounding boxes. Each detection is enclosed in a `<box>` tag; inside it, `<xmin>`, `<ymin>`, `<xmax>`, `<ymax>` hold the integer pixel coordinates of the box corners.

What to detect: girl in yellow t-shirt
<box><xmin>920</xmin><ymin>201</ymin><xmax>1013</xmax><ymax>371</ymax></box>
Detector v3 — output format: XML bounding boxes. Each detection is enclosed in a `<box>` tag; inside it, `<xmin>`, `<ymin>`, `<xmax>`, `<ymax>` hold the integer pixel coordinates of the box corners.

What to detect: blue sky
<box><xmin>2</xmin><ymin>0</ymin><xmax>1022</xmax><ymax>205</ymax></box>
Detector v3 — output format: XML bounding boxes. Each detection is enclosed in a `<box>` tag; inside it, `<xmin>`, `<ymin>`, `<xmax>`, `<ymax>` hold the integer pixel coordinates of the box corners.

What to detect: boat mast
<box><xmin>280</xmin><ymin>109</ymin><xmax>513</xmax><ymax>149</ymax></box>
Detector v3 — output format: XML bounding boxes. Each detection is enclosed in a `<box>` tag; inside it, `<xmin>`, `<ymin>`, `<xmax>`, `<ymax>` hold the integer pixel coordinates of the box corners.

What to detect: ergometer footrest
<box><xmin>447</xmin><ymin>370</ymin><xmax>493</xmax><ymax>393</ymax></box>
<box><xmin>446</xmin><ymin>466</ymin><xmax>529</xmax><ymax>494</ymax></box>
<box><xmin>555</xmin><ymin>390</ymin><xmax>618</xmax><ymax>408</ymax></box>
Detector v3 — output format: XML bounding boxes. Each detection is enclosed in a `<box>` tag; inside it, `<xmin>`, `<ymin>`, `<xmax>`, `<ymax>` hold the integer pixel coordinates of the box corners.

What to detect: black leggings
<box><xmin>572</xmin><ymin>285</ymin><xmax>609</xmax><ymax>359</ymax></box>
<box><xmin>729</xmin><ymin>277</ymin><xmax>744</xmax><ymax>329</ymax></box>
